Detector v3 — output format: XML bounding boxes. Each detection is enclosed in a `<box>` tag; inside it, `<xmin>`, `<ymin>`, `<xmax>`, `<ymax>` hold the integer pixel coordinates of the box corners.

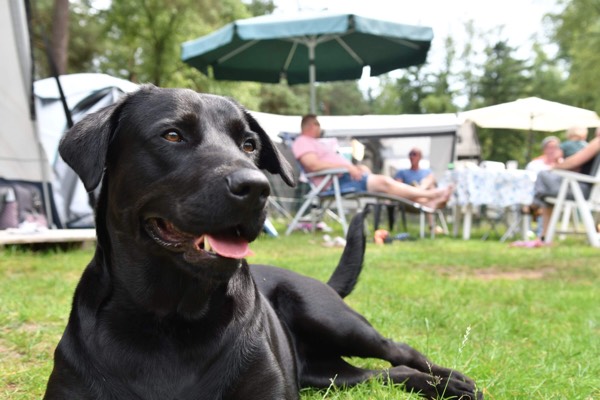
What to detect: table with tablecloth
<box><xmin>439</xmin><ymin>168</ymin><xmax>537</xmax><ymax>239</ymax></box>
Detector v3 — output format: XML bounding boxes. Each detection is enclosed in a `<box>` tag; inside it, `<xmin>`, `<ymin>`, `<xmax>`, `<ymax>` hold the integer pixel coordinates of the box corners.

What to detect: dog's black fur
<box><xmin>44</xmin><ymin>86</ymin><xmax>481</xmax><ymax>400</ymax></box>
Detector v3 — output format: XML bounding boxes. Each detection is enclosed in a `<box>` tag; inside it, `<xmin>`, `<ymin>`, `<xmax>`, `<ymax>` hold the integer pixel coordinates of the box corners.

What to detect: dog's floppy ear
<box><xmin>58</xmin><ymin>100</ymin><xmax>124</xmax><ymax>192</ymax></box>
<box><xmin>244</xmin><ymin>110</ymin><xmax>296</xmax><ymax>187</ymax></box>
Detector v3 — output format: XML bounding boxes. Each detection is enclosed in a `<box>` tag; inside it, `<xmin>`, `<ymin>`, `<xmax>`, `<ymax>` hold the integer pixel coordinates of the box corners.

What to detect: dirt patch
<box><xmin>472</xmin><ymin>268</ymin><xmax>556</xmax><ymax>281</ymax></box>
<box><xmin>436</xmin><ymin>266</ymin><xmax>556</xmax><ymax>281</ymax></box>
<box><xmin>20</xmin><ymin>322</ymin><xmax>43</xmax><ymax>334</ymax></box>
<box><xmin>0</xmin><ymin>340</ymin><xmax>23</xmax><ymax>362</ymax></box>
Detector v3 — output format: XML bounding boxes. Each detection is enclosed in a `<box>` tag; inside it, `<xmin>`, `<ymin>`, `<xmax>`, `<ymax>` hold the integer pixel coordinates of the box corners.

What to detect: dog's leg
<box><xmin>300</xmin><ymin>354</ymin><xmax>479</xmax><ymax>400</ymax></box>
<box><xmin>295</xmin><ymin>301</ymin><xmax>480</xmax><ymax>399</ymax></box>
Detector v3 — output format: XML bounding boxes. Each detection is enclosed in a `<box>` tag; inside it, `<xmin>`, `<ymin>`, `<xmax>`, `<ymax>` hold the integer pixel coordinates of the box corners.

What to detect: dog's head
<box><xmin>59</xmin><ymin>85</ymin><xmax>294</xmax><ymax>274</ymax></box>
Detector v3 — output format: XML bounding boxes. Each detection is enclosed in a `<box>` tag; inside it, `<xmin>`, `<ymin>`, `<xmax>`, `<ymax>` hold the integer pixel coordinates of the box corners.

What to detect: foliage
<box><xmin>98</xmin><ymin>0</ymin><xmax>251</xmax><ymax>87</ymax></box>
<box><xmin>373</xmin><ymin>40</ymin><xmax>463</xmax><ymax>116</ymax></box>
<box><xmin>419</xmin><ymin>36</ymin><xmax>459</xmax><ymax>114</ymax></box>
<box><xmin>527</xmin><ymin>43</ymin><xmax>568</xmax><ymax>102</ymax></box>
<box><xmin>550</xmin><ymin>0</ymin><xmax>600</xmax><ymax>113</ymax></box>
<box><xmin>245</xmin><ymin>0</ymin><xmax>275</xmax><ymax>16</ymax></box>
<box><xmin>253</xmin><ymin>81</ymin><xmax>372</xmax><ymax>116</ymax></box>
<box><xmin>371</xmin><ymin>67</ymin><xmax>427</xmax><ymax>114</ymax></box>
<box><xmin>258</xmin><ymin>84</ymin><xmax>310</xmax><ymax>115</ymax></box>
<box><xmin>318</xmin><ymin>81</ymin><xmax>372</xmax><ymax>115</ymax></box>
<box><xmin>471</xmin><ymin>41</ymin><xmax>533</xmax><ymax>163</ymax></box>
<box><xmin>30</xmin><ymin>0</ymin><xmax>105</xmax><ymax>78</ymax></box>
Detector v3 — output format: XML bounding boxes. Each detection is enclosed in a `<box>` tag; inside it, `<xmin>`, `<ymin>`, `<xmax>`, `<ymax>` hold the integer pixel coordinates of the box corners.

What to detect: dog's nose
<box><xmin>226</xmin><ymin>169</ymin><xmax>270</xmax><ymax>208</ymax></box>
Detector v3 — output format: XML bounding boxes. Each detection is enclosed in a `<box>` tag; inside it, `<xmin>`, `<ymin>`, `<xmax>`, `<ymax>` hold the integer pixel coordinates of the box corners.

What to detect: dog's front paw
<box><xmin>426</xmin><ymin>365</ymin><xmax>482</xmax><ymax>399</ymax></box>
<box><xmin>388</xmin><ymin>365</ymin><xmax>482</xmax><ymax>400</ymax></box>
<box><xmin>438</xmin><ymin>375</ymin><xmax>483</xmax><ymax>400</ymax></box>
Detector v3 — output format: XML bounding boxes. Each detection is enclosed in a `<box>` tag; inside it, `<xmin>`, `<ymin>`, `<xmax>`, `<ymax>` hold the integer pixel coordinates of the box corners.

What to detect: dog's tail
<box><xmin>326</xmin><ymin>207</ymin><xmax>369</xmax><ymax>298</ymax></box>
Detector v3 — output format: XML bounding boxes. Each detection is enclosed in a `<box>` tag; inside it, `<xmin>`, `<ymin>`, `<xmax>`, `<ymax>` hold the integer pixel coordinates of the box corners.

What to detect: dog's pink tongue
<box><xmin>206</xmin><ymin>235</ymin><xmax>254</xmax><ymax>259</ymax></box>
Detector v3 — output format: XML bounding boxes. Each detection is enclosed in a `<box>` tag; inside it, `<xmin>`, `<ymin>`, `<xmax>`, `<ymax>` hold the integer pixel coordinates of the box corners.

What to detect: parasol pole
<box><xmin>308</xmin><ymin>40</ymin><xmax>316</xmax><ymax>114</ymax></box>
<box><xmin>526</xmin><ymin>113</ymin><xmax>534</xmax><ymax>162</ymax></box>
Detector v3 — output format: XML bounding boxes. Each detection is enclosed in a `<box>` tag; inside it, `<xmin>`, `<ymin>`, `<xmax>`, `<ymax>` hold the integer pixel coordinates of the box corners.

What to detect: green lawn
<box><xmin>1</xmin><ymin>224</ymin><xmax>599</xmax><ymax>399</ymax></box>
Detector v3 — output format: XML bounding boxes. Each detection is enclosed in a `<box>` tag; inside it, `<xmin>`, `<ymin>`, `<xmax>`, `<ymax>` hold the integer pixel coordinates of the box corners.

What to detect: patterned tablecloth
<box><xmin>441</xmin><ymin>168</ymin><xmax>537</xmax><ymax>208</ymax></box>
<box><xmin>439</xmin><ymin>168</ymin><xmax>538</xmax><ymax>239</ymax></box>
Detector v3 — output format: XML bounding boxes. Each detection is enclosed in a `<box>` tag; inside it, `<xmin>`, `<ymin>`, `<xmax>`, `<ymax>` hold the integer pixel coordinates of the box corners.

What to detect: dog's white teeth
<box><xmin>204</xmin><ymin>236</ymin><xmax>211</xmax><ymax>252</ymax></box>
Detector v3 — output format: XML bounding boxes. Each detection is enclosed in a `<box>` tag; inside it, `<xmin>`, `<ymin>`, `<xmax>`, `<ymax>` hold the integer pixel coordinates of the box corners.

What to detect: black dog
<box><xmin>44</xmin><ymin>85</ymin><xmax>481</xmax><ymax>400</ymax></box>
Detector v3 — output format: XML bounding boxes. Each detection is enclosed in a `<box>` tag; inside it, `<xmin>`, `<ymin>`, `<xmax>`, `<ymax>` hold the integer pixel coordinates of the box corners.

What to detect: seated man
<box><xmin>292</xmin><ymin>114</ymin><xmax>451</xmax><ymax>209</ymax></box>
<box><xmin>394</xmin><ymin>147</ymin><xmax>440</xmax><ymax>229</ymax></box>
<box><xmin>526</xmin><ymin>136</ymin><xmax>562</xmax><ymax>172</ymax></box>
<box><xmin>394</xmin><ymin>147</ymin><xmax>436</xmax><ymax>190</ymax></box>
<box><xmin>525</xmin><ymin>136</ymin><xmax>563</xmax><ymax>235</ymax></box>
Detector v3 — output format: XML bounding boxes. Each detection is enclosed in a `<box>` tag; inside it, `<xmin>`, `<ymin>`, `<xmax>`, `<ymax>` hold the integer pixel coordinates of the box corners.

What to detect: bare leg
<box><xmin>540</xmin><ymin>205</ymin><xmax>553</xmax><ymax>239</ymax></box>
<box><xmin>367</xmin><ymin>175</ymin><xmax>451</xmax><ymax>204</ymax></box>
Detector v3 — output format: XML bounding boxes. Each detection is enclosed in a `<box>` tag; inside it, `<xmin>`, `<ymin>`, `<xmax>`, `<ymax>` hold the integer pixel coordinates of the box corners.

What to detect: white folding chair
<box><xmin>544</xmin><ymin>156</ymin><xmax>600</xmax><ymax>247</ymax></box>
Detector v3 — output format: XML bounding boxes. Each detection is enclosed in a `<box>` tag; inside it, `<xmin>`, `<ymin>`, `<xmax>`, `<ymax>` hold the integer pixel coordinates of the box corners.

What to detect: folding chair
<box><xmin>347</xmin><ymin>192</ymin><xmax>449</xmax><ymax>239</ymax></box>
<box><xmin>284</xmin><ymin>168</ymin><xmax>448</xmax><ymax>238</ymax></box>
<box><xmin>544</xmin><ymin>155</ymin><xmax>600</xmax><ymax>247</ymax></box>
<box><xmin>284</xmin><ymin>168</ymin><xmax>352</xmax><ymax>235</ymax></box>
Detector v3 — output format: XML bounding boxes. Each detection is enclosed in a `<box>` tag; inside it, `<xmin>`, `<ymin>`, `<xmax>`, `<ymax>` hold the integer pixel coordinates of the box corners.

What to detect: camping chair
<box><xmin>284</xmin><ymin>167</ymin><xmax>448</xmax><ymax>238</ymax></box>
<box><xmin>544</xmin><ymin>154</ymin><xmax>600</xmax><ymax>247</ymax></box>
<box><xmin>284</xmin><ymin>168</ymin><xmax>350</xmax><ymax>235</ymax></box>
<box><xmin>346</xmin><ymin>191</ymin><xmax>449</xmax><ymax>239</ymax></box>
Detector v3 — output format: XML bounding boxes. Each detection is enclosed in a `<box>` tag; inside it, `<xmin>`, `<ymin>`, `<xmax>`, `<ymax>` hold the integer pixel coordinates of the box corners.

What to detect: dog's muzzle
<box><xmin>144</xmin><ymin>218</ymin><xmax>253</xmax><ymax>260</ymax></box>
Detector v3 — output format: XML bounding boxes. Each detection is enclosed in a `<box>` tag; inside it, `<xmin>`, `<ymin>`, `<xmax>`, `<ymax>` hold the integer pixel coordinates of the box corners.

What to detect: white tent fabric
<box><xmin>252</xmin><ymin>111</ymin><xmax>463</xmax><ymax>139</ymax></box>
<box><xmin>34</xmin><ymin>74</ymin><xmax>139</xmax><ymax>228</ymax></box>
<box><xmin>35</xmin><ymin>73</ymin><xmax>139</xmax><ymax>163</ymax></box>
<box><xmin>1</xmin><ymin>0</ymin><xmax>57</xmax><ymax>229</ymax></box>
<box><xmin>0</xmin><ymin>0</ymin><xmax>50</xmax><ymax>183</ymax></box>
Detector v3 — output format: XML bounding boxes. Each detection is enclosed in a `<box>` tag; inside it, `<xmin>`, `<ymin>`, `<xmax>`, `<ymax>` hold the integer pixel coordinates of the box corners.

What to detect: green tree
<box><xmin>256</xmin><ymin>81</ymin><xmax>371</xmax><ymax>116</ymax></box>
<box><xmin>472</xmin><ymin>41</ymin><xmax>532</xmax><ymax>164</ymax></box>
<box><xmin>30</xmin><ymin>0</ymin><xmax>106</xmax><ymax>78</ymax></box>
<box><xmin>99</xmin><ymin>0</ymin><xmax>251</xmax><ymax>87</ymax></box>
<box><xmin>550</xmin><ymin>0</ymin><xmax>600</xmax><ymax>113</ymax></box>
<box><xmin>527</xmin><ymin>42</ymin><xmax>568</xmax><ymax>102</ymax></box>
<box><xmin>420</xmin><ymin>37</ymin><xmax>458</xmax><ymax>114</ymax></box>
<box><xmin>370</xmin><ymin>35</ymin><xmax>459</xmax><ymax>115</ymax></box>
<box><xmin>318</xmin><ymin>81</ymin><xmax>371</xmax><ymax>115</ymax></box>
<box><xmin>245</xmin><ymin>0</ymin><xmax>275</xmax><ymax>16</ymax></box>
<box><xmin>258</xmin><ymin>84</ymin><xmax>308</xmax><ymax>115</ymax></box>
<box><xmin>370</xmin><ymin>67</ymin><xmax>428</xmax><ymax>114</ymax></box>
<box><xmin>458</xmin><ymin>20</ymin><xmax>482</xmax><ymax>111</ymax></box>
<box><xmin>369</xmin><ymin>75</ymin><xmax>401</xmax><ymax>114</ymax></box>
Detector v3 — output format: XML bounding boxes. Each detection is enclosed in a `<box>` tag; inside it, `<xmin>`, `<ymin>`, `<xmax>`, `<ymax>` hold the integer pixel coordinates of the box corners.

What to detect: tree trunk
<box><xmin>51</xmin><ymin>0</ymin><xmax>69</xmax><ymax>74</ymax></box>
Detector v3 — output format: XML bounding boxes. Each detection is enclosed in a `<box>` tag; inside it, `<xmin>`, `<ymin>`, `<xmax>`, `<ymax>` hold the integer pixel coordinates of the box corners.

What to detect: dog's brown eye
<box><xmin>163</xmin><ymin>131</ymin><xmax>183</xmax><ymax>143</ymax></box>
<box><xmin>242</xmin><ymin>139</ymin><xmax>256</xmax><ymax>153</ymax></box>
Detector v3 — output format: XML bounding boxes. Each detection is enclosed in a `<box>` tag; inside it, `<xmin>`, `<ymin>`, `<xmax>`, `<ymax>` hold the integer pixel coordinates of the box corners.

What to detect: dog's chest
<box><xmin>93</xmin><ymin>337</ymin><xmax>296</xmax><ymax>399</ymax></box>
<box><xmin>88</xmin><ymin>307</ymin><xmax>298</xmax><ymax>399</ymax></box>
